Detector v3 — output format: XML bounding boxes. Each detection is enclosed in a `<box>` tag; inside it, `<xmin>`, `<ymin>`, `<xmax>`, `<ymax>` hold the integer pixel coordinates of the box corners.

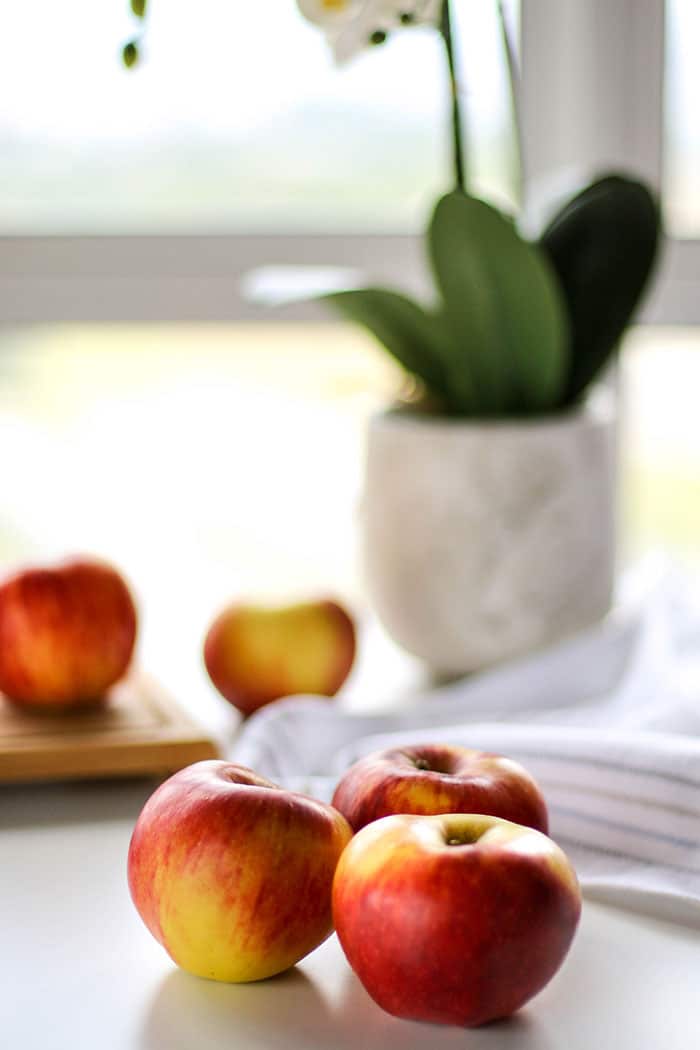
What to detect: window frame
<box><xmin>0</xmin><ymin>0</ymin><xmax>694</xmax><ymax>324</ymax></box>
<box><xmin>0</xmin><ymin>233</ymin><xmax>424</xmax><ymax>323</ymax></box>
<box><xmin>521</xmin><ymin>0</ymin><xmax>698</xmax><ymax>324</ymax></box>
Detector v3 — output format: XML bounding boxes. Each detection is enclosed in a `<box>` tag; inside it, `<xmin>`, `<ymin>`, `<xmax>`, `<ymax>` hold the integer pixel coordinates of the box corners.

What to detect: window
<box><xmin>664</xmin><ymin>0</ymin><xmax>700</xmax><ymax>238</ymax></box>
<box><xmin>0</xmin><ymin>4</ymin><xmax>698</xmax><ymax>640</ymax></box>
<box><xmin>2</xmin><ymin>0</ymin><xmax>517</xmax><ymax>235</ymax></box>
<box><xmin>521</xmin><ymin>0</ymin><xmax>698</xmax><ymax>324</ymax></box>
<box><xmin>0</xmin><ymin>1</ymin><xmax>696</xmax><ymax>322</ymax></box>
<box><xmin>4</xmin><ymin>2</ymin><xmax>440</xmax><ymax>235</ymax></box>
<box><xmin>0</xmin><ymin>0</ymin><xmax>520</xmax><ymax>321</ymax></box>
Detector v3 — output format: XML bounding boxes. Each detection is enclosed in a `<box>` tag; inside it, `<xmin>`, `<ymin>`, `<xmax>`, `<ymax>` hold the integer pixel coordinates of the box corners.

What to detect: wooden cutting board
<box><xmin>0</xmin><ymin>672</ymin><xmax>220</xmax><ymax>783</ymax></box>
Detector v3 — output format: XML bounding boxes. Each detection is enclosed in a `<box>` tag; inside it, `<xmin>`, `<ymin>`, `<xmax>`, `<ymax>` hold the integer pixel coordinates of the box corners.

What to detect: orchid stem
<box><xmin>440</xmin><ymin>0</ymin><xmax>467</xmax><ymax>194</ymax></box>
<box><xmin>497</xmin><ymin>0</ymin><xmax>525</xmax><ymax>206</ymax></box>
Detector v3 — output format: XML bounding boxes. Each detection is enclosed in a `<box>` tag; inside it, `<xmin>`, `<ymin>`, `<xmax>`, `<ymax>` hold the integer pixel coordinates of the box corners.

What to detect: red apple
<box><xmin>333</xmin><ymin>813</ymin><xmax>581</xmax><ymax>1027</ymax></box>
<box><xmin>332</xmin><ymin>743</ymin><xmax>549</xmax><ymax>834</ymax></box>
<box><xmin>128</xmin><ymin>760</ymin><xmax>352</xmax><ymax>982</ymax></box>
<box><xmin>0</xmin><ymin>557</ymin><xmax>137</xmax><ymax>710</ymax></box>
<box><xmin>203</xmin><ymin>599</ymin><xmax>356</xmax><ymax>716</ymax></box>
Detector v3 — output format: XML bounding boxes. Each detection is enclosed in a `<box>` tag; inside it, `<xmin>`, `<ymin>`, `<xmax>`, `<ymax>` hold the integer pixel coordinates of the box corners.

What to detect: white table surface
<box><xmin>2</xmin><ymin>322</ymin><xmax>700</xmax><ymax>1047</ymax></box>
<box><xmin>1</xmin><ymin>776</ymin><xmax>698</xmax><ymax>1050</ymax></box>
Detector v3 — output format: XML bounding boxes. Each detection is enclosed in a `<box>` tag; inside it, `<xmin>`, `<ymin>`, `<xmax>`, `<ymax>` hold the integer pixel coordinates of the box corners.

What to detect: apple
<box><xmin>0</xmin><ymin>557</ymin><xmax>137</xmax><ymax>710</ymax></box>
<box><xmin>127</xmin><ymin>760</ymin><xmax>353</xmax><ymax>983</ymax></box>
<box><xmin>203</xmin><ymin>598</ymin><xmax>356</xmax><ymax>716</ymax></box>
<box><xmin>332</xmin><ymin>743</ymin><xmax>549</xmax><ymax>834</ymax></box>
<box><xmin>333</xmin><ymin>813</ymin><xmax>581</xmax><ymax>1027</ymax></box>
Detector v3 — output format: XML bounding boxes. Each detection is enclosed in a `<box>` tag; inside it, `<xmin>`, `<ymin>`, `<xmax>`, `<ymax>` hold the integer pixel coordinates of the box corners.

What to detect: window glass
<box><xmin>1</xmin><ymin>1</ymin><xmax>519</xmax><ymax>234</ymax></box>
<box><xmin>664</xmin><ymin>0</ymin><xmax>700</xmax><ymax>237</ymax></box>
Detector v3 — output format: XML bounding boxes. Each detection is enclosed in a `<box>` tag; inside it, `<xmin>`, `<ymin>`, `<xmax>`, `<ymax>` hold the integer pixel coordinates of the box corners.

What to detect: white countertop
<box><xmin>1</xmin><ymin>321</ymin><xmax>699</xmax><ymax>1046</ymax></box>
<box><xmin>1</xmin><ymin>777</ymin><xmax>698</xmax><ymax>1050</ymax></box>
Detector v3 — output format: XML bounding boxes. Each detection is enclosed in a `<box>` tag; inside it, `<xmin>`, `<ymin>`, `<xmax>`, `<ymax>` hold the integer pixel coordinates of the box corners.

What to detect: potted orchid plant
<box><xmin>122</xmin><ymin>0</ymin><xmax>661</xmax><ymax>672</ymax></box>
<box><xmin>298</xmin><ymin>1</ymin><xmax>661</xmax><ymax>673</ymax></box>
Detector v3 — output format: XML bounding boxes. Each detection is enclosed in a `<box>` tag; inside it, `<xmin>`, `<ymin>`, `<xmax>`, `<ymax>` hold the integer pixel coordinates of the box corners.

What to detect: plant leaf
<box><xmin>429</xmin><ymin>191</ymin><xmax>570</xmax><ymax>414</ymax></box>
<box><xmin>324</xmin><ymin>288</ymin><xmax>474</xmax><ymax>412</ymax></box>
<box><xmin>540</xmin><ymin>174</ymin><xmax>661</xmax><ymax>404</ymax></box>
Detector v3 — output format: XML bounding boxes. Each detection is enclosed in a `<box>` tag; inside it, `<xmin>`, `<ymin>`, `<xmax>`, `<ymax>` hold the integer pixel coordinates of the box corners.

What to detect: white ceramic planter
<box><xmin>363</xmin><ymin>396</ymin><xmax>617</xmax><ymax>674</ymax></box>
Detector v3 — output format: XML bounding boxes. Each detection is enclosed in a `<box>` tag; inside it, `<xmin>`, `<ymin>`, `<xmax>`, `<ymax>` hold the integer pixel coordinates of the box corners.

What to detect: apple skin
<box><xmin>203</xmin><ymin>599</ymin><xmax>356</xmax><ymax>716</ymax></box>
<box><xmin>127</xmin><ymin>760</ymin><xmax>353</xmax><ymax>983</ymax></box>
<box><xmin>0</xmin><ymin>558</ymin><xmax>137</xmax><ymax>710</ymax></box>
<box><xmin>332</xmin><ymin>743</ymin><xmax>549</xmax><ymax>834</ymax></box>
<box><xmin>333</xmin><ymin>813</ymin><xmax>581</xmax><ymax>1027</ymax></box>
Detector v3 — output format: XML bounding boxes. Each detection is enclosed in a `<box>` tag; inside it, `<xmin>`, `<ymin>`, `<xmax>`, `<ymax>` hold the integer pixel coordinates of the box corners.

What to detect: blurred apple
<box><xmin>128</xmin><ymin>760</ymin><xmax>353</xmax><ymax>982</ymax></box>
<box><xmin>333</xmin><ymin>813</ymin><xmax>581</xmax><ymax>1027</ymax></box>
<box><xmin>203</xmin><ymin>599</ymin><xmax>356</xmax><ymax>715</ymax></box>
<box><xmin>332</xmin><ymin>743</ymin><xmax>549</xmax><ymax>833</ymax></box>
<box><xmin>0</xmin><ymin>557</ymin><xmax>137</xmax><ymax>710</ymax></box>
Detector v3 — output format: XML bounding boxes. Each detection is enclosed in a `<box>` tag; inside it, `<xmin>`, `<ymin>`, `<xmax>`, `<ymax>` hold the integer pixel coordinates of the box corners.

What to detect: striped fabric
<box><xmin>232</xmin><ymin>567</ymin><xmax>700</xmax><ymax>925</ymax></box>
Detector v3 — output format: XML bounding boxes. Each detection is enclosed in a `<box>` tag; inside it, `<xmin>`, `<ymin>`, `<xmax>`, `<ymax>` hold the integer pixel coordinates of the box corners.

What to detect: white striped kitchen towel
<box><xmin>231</xmin><ymin>566</ymin><xmax>700</xmax><ymax>925</ymax></box>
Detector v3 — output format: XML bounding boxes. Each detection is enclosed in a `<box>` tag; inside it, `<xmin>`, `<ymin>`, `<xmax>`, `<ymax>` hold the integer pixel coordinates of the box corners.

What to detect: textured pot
<box><xmin>363</xmin><ymin>397</ymin><xmax>616</xmax><ymax>674</ymax></box>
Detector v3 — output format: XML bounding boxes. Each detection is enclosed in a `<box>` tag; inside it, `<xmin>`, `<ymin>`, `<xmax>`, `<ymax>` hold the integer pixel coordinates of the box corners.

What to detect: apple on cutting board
<box><xmin>333</xmin><ymin>812</ymin><xmax>582</xmax><ymax>1027</ymax></box>
<box><xmin>0</xmin><ymin>557</ymin><xmax>137</xmax><ymax>710</ymax></box>
<box><xmin>332</xmin><ymin>742</ymin><xmax>549</xmax><ymax>833</ymax></box>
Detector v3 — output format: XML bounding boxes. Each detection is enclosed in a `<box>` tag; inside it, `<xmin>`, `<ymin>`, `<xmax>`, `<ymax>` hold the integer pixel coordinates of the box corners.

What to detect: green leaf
<box><xmin>429</xmin><ymin>192</ymin><xmax>570</xmax><ymax>414</ymax></box>
<box><xmin>324</xmin><ymin>288</ymin><xmax>474</xmax><ymax>412</ymax></box>
<box><xmin>540</xmin><ymin>174</ymin><xmax>661</xmax><ymax>404</ymax></box>
<box><xmin>131</xmin><ymin>0</ymin><xmax>147</xmax><ymax>17</ymax></box>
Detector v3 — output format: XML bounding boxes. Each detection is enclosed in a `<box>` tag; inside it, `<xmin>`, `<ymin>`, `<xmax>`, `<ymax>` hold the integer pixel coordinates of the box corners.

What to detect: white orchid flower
<box><xmin>296</xmin><ymin>0</ymin><xmax>365</xmax><ymax>30</ymax></box>
<box><xmin>298</xmin><ymin>0</ymin><xmax>443</xmax><ymax>63</ymax></box>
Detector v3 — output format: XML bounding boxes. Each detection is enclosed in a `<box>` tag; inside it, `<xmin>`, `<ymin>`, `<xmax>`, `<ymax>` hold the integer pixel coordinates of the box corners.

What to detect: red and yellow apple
<box><xmin>203</xmin><ymin>598</ymin><xmax>356</xmax><ymax>716</ymax></box>
<box><xmin>333</xmin><ymin>813</ymin><xmax>581</xmax><ymax>1027</ymax></box>
<box><xmin>127</xmin><ymin>760</ymin><xmax>352</xmax><ymax>982</ymax></box>
<box><xmin>0</xmin><ymin>557</ymin><xmax>137</xmax><ymax>710</ymax></box>
<box><xmin>332</xmin><ymin>743</ymin><xmax>549</xmax><ymax>833</ymax></box>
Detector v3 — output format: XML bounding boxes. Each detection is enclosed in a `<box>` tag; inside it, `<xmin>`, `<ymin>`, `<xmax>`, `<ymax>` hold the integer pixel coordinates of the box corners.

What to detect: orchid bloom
<box><xmin>297</xmin><ymin>0</ymin><xmax>443</xmax><ymax>63</ymax></box>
